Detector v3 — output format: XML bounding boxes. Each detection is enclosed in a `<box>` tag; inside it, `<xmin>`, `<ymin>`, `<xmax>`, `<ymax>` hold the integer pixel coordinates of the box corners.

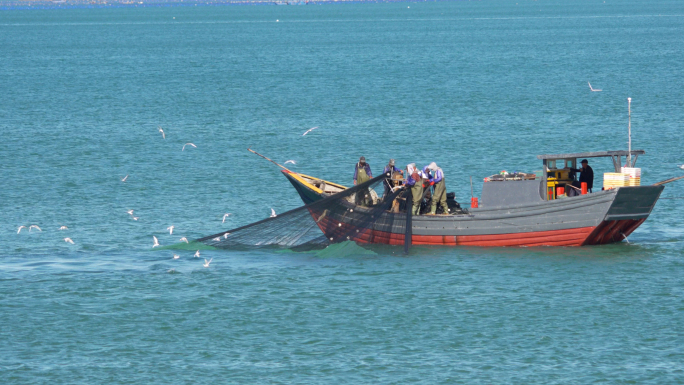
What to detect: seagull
<box><xmin>29</xmin><ymin>225</ymin><xmax>42</xmax><ymax>232</ymax></box>
<box><xmin>182</xmin><ymin>143</ymin><xmax>196</xmax><ymax>151</ymax></box>
<box><xmin>17</xmin><ymin>226</ymin><xmax>26</xmax><ymax>234</ymax></box>
<box><xmin>173</xmin><ymin>254</ymin><xmax>180</xmax><ymax>259</ymax></box>
<box><xmin>180</xmin><ymin>237</ymin><xmax>188</xmax><ymax>243</ymax></box>
<box><xmin>302</xmin><ymin>126</ymin><xmax>318</xmax><ymax>136</ymax></box>
<box><xmin>127</xmin><ymin>209</ymin><xmax>134</xmax><ymax>216</ymax></box>
<box><xmin>194</xmin><ymin>250</ymin><xmax>200</xmax><ymax>258</ymax></box>
<box><xmin>678</xmin><ymin>164</ymin><xmax>684</xmax><ymax>169</ymax></box>
<box><xmin>132</xmin><ymin>217</ymin><xmax>139</xmax><ymax>221</ymax></box>
<box><xmin>167</xmin><ymin>226</ymin><xmax>174</xmax><ymax>235</ymax></box>
<box><xmin>121</xmin><ymin>175</ymin><xmax>129</xmax><ymax>182</ymax></box>
<box><xmin>158</xmin><ymin>126</ymin><xmax>165</xmax><ymax>139</ymax></box>
<box><xmin>284</xmin><ymin>160</ymin><xmax>296</xmax><ymax>165</ymax></box>
<box><xmin>212</xmin><ymin>237</ymin><xmax>221</xmax><ymax>241</ymax></box>
<box><xmin>223</xmin><ymin>232</ymin><xmax>230</xmax><ymax>239</ymax></box>
<box><xmin>270</xmin><ymin>208</ymin><xmax>277</xmax><ymax>218</ymax></box>
<box><xmin>588</xmin><ymin>82</ymin><xmax>602</xmax><ymax>92</ymax></box>
<box><xmin>152</xmin><ymin>236</ymin><xmax>160</xmax><ymax>248</ymax></box>
<box><xmin>203</xmin><ymin>258</ymin><xmax>212</xmax><ymax>268</ymax></box>
<box><xmin>222</xmin><ymin>213</ymin><xmax>232</xmax><ymax>223</ymax></box>
<box><xmin>64</xmin><ymin>237</ymin><xmax>74</xmax><ymax>244</ymax></box>
<box><xmin>59</xmin><ymin>226</ymin><xmax>68</xmax><ymax>230</ymax></box>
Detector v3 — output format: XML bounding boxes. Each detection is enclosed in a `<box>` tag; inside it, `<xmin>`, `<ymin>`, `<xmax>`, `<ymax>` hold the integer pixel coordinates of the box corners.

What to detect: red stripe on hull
<box><xmin>311</xmin><ymin>209</ymin><xmax>646</xmax><ymax>247</ymax></box>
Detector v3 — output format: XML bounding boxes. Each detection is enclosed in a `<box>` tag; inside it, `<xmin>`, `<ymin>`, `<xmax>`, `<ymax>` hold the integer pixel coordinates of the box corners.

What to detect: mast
<box><xmin>627</xmin><ymin>97</ymin><xmax>632</xmax><ymax>167</ymax></box>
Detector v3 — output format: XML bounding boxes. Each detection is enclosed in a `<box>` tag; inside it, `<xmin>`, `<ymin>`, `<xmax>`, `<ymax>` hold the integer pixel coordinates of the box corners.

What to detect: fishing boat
<box><xmin>274</xmin><ymin>150</ymin><xmax>676</xmax><ymax>247</ymax></box>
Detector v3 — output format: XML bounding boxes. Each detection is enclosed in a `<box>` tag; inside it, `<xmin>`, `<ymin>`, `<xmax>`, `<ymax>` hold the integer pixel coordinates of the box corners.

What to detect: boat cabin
<box><xmin>479</xmin><ymin>150</ymin><xmax>645</xmax><ymax>208</ymax></box>
<box><xmin>538</xmin><ymin>150</ymin><xmax>644</xmax><ymax>200</ymax></box>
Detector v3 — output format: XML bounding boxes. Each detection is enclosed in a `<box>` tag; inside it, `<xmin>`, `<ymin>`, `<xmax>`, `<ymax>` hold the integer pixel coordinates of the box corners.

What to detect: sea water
<box><xmin>1</xmin><ymin>1</ymin><xmax>684</xmax><ymax>383</ymax></box>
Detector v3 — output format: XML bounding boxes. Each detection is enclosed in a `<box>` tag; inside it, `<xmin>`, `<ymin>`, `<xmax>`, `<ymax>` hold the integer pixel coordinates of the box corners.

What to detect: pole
<box><xmin>247</xmin><ymin>148</ymin><xmax>292</xmax><ymax>172</ymax></box>
<box><xmin>470</xmin><ymin>176</ymin><xmax>474</xmax><ymax>199</ymax></box>
<box><xmin>627</xmin><ymin>97</ymin><xmax>632</xmax><ymax>167</ymax></box>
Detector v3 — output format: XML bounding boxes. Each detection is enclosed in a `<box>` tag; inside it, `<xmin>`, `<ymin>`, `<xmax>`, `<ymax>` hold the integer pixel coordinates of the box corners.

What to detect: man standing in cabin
<box><xmin>354</xmin><ymin>156</ymin><xmax>372</xmax><ymax>206</ymax></box>
<box><xmin>426</xmin><ymin>162</ymin><xmax>449</xmax><ymax>215</ymax></box>
<box><xmin>569</xmin><ymin>159</ymin><xmax>594</xmax><ymax>194</ymax></box>
<box><xmin>405</xmin><ymin>163</ymin><xmax>424</xmax><ymax>215</ymax></box>
<box><xmin>383</xmin><ymin>159</ymin><xmax>403</xmax><ymax>197</ymax></box>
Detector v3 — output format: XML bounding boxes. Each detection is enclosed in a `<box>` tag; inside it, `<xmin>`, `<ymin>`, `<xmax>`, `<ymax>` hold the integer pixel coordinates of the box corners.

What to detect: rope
<box><xmin>660</xmin><ymin>197</ymin><xmax>684</xmax><ymax>200</ymax></box>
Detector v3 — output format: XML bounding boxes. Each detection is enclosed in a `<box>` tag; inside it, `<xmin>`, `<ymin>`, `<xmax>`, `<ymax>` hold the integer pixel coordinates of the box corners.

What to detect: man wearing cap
<box><xmin>354</xmin><ymin>156</ymin><xmax>373</xmax><ymax>206</ymax></box>
<box><xmin>383</xmin><ymin>159</ymin><xmax>403</xmax><ymax>197</ymax></box>
<box><xmin>569</xmin><ymin>159</ymin><xmax>594</xmax><ymax>195</ymax></box>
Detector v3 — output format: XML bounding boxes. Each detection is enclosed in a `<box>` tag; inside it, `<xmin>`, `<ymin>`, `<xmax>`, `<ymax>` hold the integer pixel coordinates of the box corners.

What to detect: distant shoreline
<box><xmin>1</xmin><ymin>0</ymin><xmax>443</xmax><ymax>11</ymax></box>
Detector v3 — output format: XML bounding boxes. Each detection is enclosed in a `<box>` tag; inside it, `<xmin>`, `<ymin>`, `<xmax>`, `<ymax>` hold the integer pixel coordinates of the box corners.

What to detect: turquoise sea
<box><xmin>2</xmin><ymin>1</ymin><xmax>684</xmax><ymax>383</ymax></box>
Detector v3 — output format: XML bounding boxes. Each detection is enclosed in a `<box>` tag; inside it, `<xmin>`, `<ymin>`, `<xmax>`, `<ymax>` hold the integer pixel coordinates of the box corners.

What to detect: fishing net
<box><xmin>197</xmin><ymin>173</ymin><xmax>413</xmax><ymax>252</ymax></box>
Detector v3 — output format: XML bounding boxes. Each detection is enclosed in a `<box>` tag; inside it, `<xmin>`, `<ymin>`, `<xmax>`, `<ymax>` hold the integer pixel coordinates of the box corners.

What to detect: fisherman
<box><xmin>405</xmin><ymin>163</ymin><xmax>424</xmax><ymax>215</ymax></box>
<box><xmin>353</xmin><ymin>156</ymin><xmax>372</xmax><ymax>185</ymax></box>
<box><xmin>425</xmin><ymin>162</ymin><xmax>448</xmax><ymax>215</ymax></box>
<box><xmin>383</xmin><ymin>159</ymin><xmax>403</xmax><ymax>197</ymax></box>
<box><xmin>569</xmin><ymin>159</ymin><xmax>594</xmax><ymax>195</ymax></box>
<box><xmin>354</xmin><ymin>156</ymin><xmax>373</xmax><ymax>206</ymax></box>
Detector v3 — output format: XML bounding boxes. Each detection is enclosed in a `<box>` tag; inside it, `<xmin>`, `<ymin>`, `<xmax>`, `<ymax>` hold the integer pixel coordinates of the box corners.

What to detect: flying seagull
<box><xmin>212</xmin><ymin>237</ymin><xmax>221</xmax><ymax>241</ymax></box>
<box><xmin>222</xmin><ymin>213</ymin><xmax>232</xmax><ymax>223</ymax></box>
<box><xmin>152</xmin><ymin>236</ymin><xmax>160</xmax><ymax>248</ymax></box>
<box><xmin>182</xmin><ymin>143</ymin><xmax>197</xmax><ymax>151</ymax></box>
<box><xmin>223</xmin><ymin>232</ymin><xmax>230</xmax><ymax>239</ymax></box>
<box><xmin>158</xmin><ymin>126</ymin><xmax>165</xmax><ymax>139</ymax></box>
<box><xmin>194</xmin><ymin>250</ymin><xmax>200</xmax><ymax>258</ymax></box>
<box><xmin>302</xmin><ymin>126</ymin><xmax>318</xmax><ymax>136</ymax></box>
<box><xmin>17</xmin><ymin>226</ymin><xmax>26</xmax><ymax>234</ymax></box>
<box><xmin>270</xmin><ymin>208</ymin><xmax>277</xmax><ymax>218</ymax></box>
<box><xmin>167</xmin><ymin>226</ymin><xmax>174</xmax><ymax>235</ymax></box>
<box><xmin>203</xmin><ymin>258</ymin><xmax>213</xmax><ymax>268</ymax></box>
<box><xmin>59</xmin><ymin>226</ymin><xmax>68</xmax><ymax>230</ymax></box>
<box><xmin>64</xmin><ymin>237</ymin><xmax>74</xmax><ymax>244</ymax></box>
<box><xmin>121</xmin><ymin>175</ymin><xmax>129</xmax><ymax>182</ymax></box>
<box><xmin>284</xmin><ymin>160</ymin><xmax>296</xmax><ymax>165</ymax></box>
<box><xmin>29</xmin><ymin>225</ymin><xmax>42</xmax><ymax>232</ymax></box>
<box><xmin>127</xmin><ymin>209</ymin><xmax>134</xmax><ymax>216</ymax></box>
<box><xmin>588</xmin><ymin>82</ymin><xmax>602</xmax><ymax>92</ymax></box>
<box><xmin>132</xmin><ymin>217</ymin><xmax>139</xmax><ymax>221</ymax></box>
<box><xmin>180</xmin><ymin>237</ymin><xmax>189</xmax><ymax>243</ymax></box>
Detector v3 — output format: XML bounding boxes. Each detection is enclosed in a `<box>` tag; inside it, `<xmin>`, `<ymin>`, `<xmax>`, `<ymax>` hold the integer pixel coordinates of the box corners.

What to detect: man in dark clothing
<box><xmin>569</xmin><ymin>159</ymin><xmax>594</xmax><ymax>195</ymax></box>
<box><xmin>382</xmin><ymin>159</ymin><xmax>403</xmax><ymax>198</ymax></box>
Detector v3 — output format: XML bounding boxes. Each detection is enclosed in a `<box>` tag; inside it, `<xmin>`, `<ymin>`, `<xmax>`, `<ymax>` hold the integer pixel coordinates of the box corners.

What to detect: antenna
<box><xmin>627</xmin><ymin>97</ymin><xmax>632</xmax><ymax>167</ymax></box>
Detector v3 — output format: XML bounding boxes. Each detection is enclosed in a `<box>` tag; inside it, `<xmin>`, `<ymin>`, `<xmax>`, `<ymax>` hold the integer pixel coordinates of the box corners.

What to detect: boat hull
<box><xmin>283</xmin><ymin>171</ymin><xmax>663</xmax><ymax>247</ymax></box>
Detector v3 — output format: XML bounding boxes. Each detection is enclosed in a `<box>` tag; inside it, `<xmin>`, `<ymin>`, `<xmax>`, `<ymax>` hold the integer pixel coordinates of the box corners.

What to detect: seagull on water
<box><xmin>17</xmin><ymin>226</ymin><xmax>26</xmax><ymax>234</ymax></box>
<box><xmin>284</xmin><ymin>160</ymin><xmax>296</xmax><ymax>165</ymax></box>
<box><xmin>64</xmin><ymin>238</ymin><xmax>74</xmax><ymax>244</ymax></box>
<box><xmin>167</xmin><ymin>226</ymin><xmax>174</xmax><ymax>235</ymax></box>
<box><xmin>212</xmin><ymin>237</ymin><xmax>221</xmax><ymax>241</ymax></box>
<box><xmin>302</xmin><ymin>126</ymin><xmax>318</xmax><ymax>136</ymax></box>
<box><xmin>59</xmin><ymin>226</ymin><xmax>68</xmax><ymax>230</ymax></box>
<box><xmin>270</xmin><ymin>208</ymin><xmax>277</xmax><ymax>218</ymax></box>
<box><xmin>173</xmin><ymin>254</ymin><xmax>180</xmax><ymax>259</ymax></box>
<box><xmin>194</xmin><ymin>250</ymin><xmax>200</xmax><ymax>258</ymax></box>
<box><xmin>182</xmin><ymin>143</ymin><xmax>197</xmax><ymax>151</ymax></box>
<box><xmin>588</xmin><ymin>82</ymin><xmax>602</xmax><ymax>92</ymax></box>
<box><xmin>158</xmin><ymin>126</ymin><xmax>165</xmax><ymax>139</ymax></box>
<box><xmin>180</xmin><ymin>237</ymin><xmax>188</xmax><ymax>243</ymax></box>
<box><xmin>203</xmin><ymin>258</ymin><xmax>213</xmax><ymax>268</ymax></box>
<box><xmin>29</xmin><ymin>225</ymin><xmax>42</xmax><ymax>232</ymax></box>
<box><xmin>678</xmin><ymin>164</ymin><xmax>684</xmax><ymax>170</ymax></box>
<box><xmin>152</xmin><ymin>236</ymin><xmax>160</xmax><ymax>248</ymax></box>
<box><xmin>222</xmin><ymin>213</ymin><xmax>232</xmax><ymax>223</ymax></box>
<box><xmin>121</xmin><ymin>175</ymin><xmax>129</xmax><ymax>182</ymax></box>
